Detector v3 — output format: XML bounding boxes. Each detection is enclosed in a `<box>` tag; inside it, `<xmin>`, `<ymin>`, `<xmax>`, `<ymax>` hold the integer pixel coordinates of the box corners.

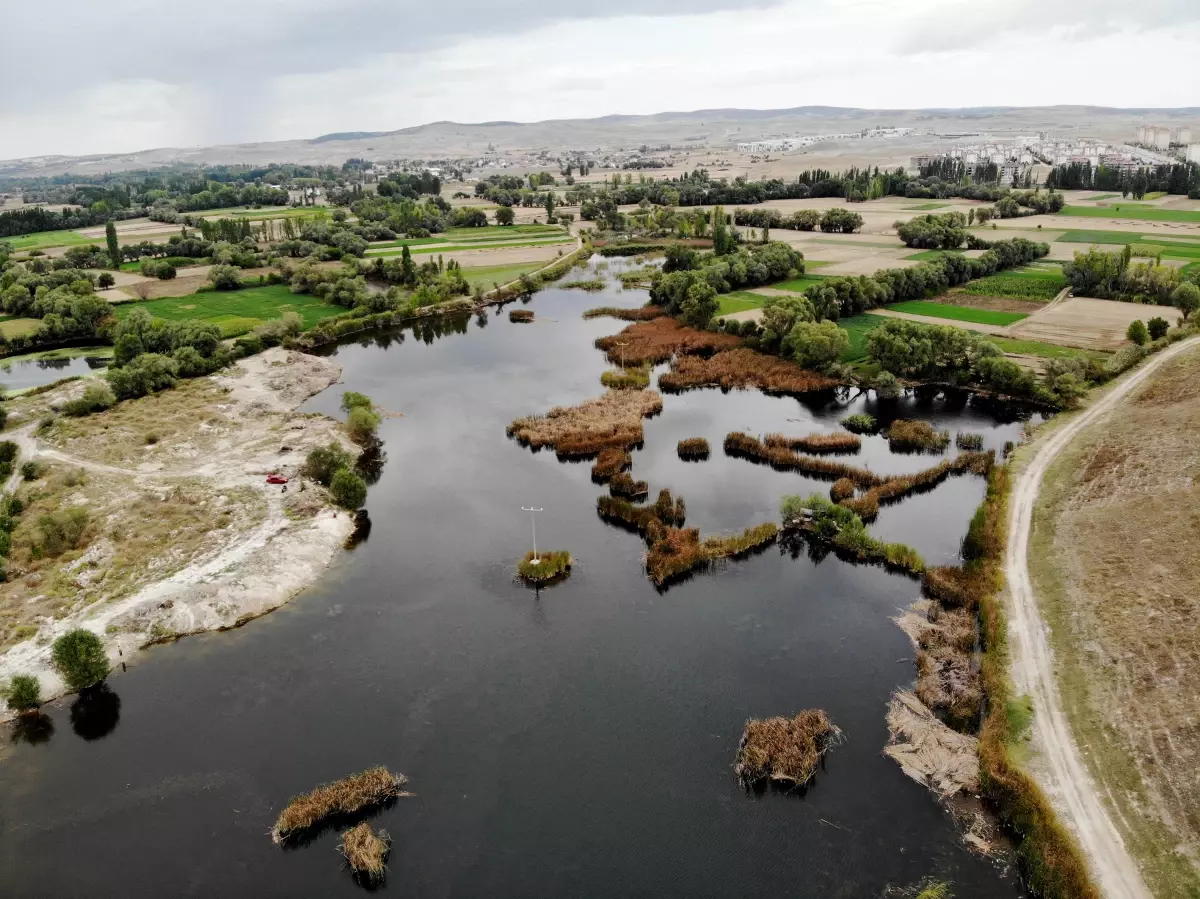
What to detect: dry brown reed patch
<box><xmin>916</xmin><ymin>644</ymin><xmax>982</xmax><ymax>732</ymax></box>
<box><xmin>271</xmin><ymin>767</ymin><xmax>408</xmax><ymax>843</ymax></box>
<box><xmin>659</xmin><ymin>348</ymin><xmax>839</xmax><ymax>396</ymax></box>
<box><xmin>884</xmin><ymin>690</ymin><xmax>980</xmax><ymax>797</ymax></box>
<box><xmin>507</xmin><ymin>389</ymin><xmax>663</xmax><ymax>456</ymax></box>
<box><xmin>765</xmin><ymin>432</ymin><xmax>861</xmax><ymax>455</ymax></box>
<box><xmin>591</xmin><ymin>447</ymin><xmax>630</xmax><ymax>482</ymax></box>
<box><xmin>583</xmin><ymin>305</ymin><xmax>664</xmax><ymax>321</ymax></box>
<box><xmin>735</xmin><ymin>710</ymin><xmax>841</xmax><ymax>788</ymax></box>
<box><xmin>339</xmin><ymin>822</ymin><xmax>391</xmax><ymax>884</ymax></box>
<box><xmin>839</xmin><ymin>451</ymin><xmax>994</xmax><ymax>522</ymax></box>
<box><xmin>609</xmin><ymin>471</ymin><xmax>649</xmax><ymax>498</ymax></box>
<box><xmin>676</xmin><ymin>437</ymin><xmax>710</xmax><ymax>460</ymax></box>
<box><xmin>509</xmin><ymin>309</ymin><xmax>534</xmax><ymax>323</ymax></box>
<box><xmin>886</xmin><ymin>420</ymin><xmax>950</xmax><ymax>453</ymax></box>
<box><xmin>595</xmin><ymin>317</ymin><xmax>740</xmax><ymax>365</ymax></box>
<box><xmin>724</xmin><ymin>432</ymin><xmax>885</xmax><ymax>486</ymax></box>
<box><xmin>830</xmin><ymin>478</ymin><xmax>856</xmax><ymax>502</ymax></box>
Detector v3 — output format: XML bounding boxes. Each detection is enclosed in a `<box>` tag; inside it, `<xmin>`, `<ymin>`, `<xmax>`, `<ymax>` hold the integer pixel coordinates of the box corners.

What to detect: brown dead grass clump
<box><xmin>507</xmin><ymin>389</ymin><xmax>663</xmax><ymax>456</ymax></box>
<box><xmin>735</xmin><ymin>710</ymin><xmax>841</xmax><ymax>788</ymax></box>
<box><xmin>840</xmin><ymin>451</ymin><xmax>995</xmax><ymax>522</ymax></box>
<box><xmin>765</xmin><ymin>432</ymin><xmax>861</xmax><ymax>454</ymax></box>
<box><xmin>829</xmin><ymin>477</ymin><xmax>856</xmax><ymax>502</ymax></box>
<box><xmin>659</xmin><ymin>348</ymin><xmax>839</xmax><ymax>396</ymax></box>
<box><xmin>583</xmin><ymin>305</ymin><xmax>664</xmax><ymax>321</ymax></box>
<box><xmin>677</xmin><ymin>437</ymin><xmax>710</xmax><ymax>460</ymax></box>
<box><xmin>339</xmin><ymin>822</ymin><xmax>391</xmax><ymax>884</ymax></box>
<box><xmin>595</xmin><ymin>318</ymin><xmax>740</xmax><ymax>366</ymax></box>
<box><xmin>609</xmin><ymin>471</ymin><xmax>649</xmax><ymax>498</ymax></box>
<box><xmin>271</xmin><ymin>767</ymin><xmax>408</xmax><ymax>843</ymax></box>
<box><xmin>591</xmin><ymin>447</ymin><xmax>631</xmax><ymax>482</ymax></box>
<box><xmin>643</xmin><ymin>521</ymin><xmax>778</xmax><ymax>585</ymax></box>
<box><xmin>509</xmin><ymin>309</ymin><xmax>534</xmax><ymax>323</ymax></box>
<box><xmin>724</xmin><ymin>432</ymin><xmax>885</xmax><ymax>486</ymax></box>
<box><xmin>886</xmin><ymin>420</ymin><xmax>951</xmax><ymax>453</ymax></box>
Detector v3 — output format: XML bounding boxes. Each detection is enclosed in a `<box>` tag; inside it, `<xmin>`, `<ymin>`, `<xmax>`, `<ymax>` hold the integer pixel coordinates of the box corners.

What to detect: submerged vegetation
<box><xmin>735</xmin><ymin>710</ymin><xmax>841</xmax><ymax>788</ymax></box>
<box><xmin>271</xmin><ymin>767</ymin><xmax>409</xmax><ymax>844</ymax></box>
<box><xmin>517</xmin><ymin>550</ymin><xmax>573</xmax><ymax>584</ymax></box>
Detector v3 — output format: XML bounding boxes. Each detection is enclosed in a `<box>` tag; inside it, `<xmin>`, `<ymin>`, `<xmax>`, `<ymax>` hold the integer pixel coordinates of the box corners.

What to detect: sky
<box><xmin>1</xmin><ymin>0</ymin><xmax>1198</xmax><ymax>160</ymax></box>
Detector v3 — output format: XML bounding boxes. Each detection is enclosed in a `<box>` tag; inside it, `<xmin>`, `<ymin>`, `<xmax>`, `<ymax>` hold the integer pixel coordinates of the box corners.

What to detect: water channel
<box><xmin>0</xmin><ymin>259</ymin><xmax>1035</xmax><ymax>898</ymax></box>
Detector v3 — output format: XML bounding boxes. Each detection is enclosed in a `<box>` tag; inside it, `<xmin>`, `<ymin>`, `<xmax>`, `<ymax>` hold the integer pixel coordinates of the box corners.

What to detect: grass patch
<box><xmin>659</xmin><ymin>348</ymin><xmax>838</xmax><ymax>396</ymax></box>
<box><xmin>461</xmin><ymin>262</ymin><xmax>544</xmax><ymax>290</ymax></box>
<box><xmin>114</xmin><ymin>283</ymin><xmax>345</xmax><ymax>335</ymax></box>
<box><xmin>985</xmin><ymin>337</ymin><xmax>1108</xmax><ymax>360</ymax></box>
<box><xmin>368</xmin><ymin>237</ymin><xmax>572</xmax><ymax>257</ymax></box>
<box><xmin>837</xmin><ymin>313</ymin><xmax>890</xmax><ymax>362</ymax></box>
<box><xmin>600</xmin><ymin>366</ymin><xmax>651</xmax><ymax>389</ymax></box>
<box><xmin>1055</xmin><ymin>229</ymin><xmax>1200</xmax><ymax>247</ymax></box>
<box><xmin>1059</xmin><ymin>205</ymin><xmax>1200</xmax><ymax>223</ymax></box>
<box><xmin>583</xmin><ymin>306</ymin><xmax>663</xmax><ymax>322</ymax></box>
<box><xmin>339</xmin><ymin>822</ymin><xmax>391</xmax><ymax>885</ymax></box>
<box><xmin>517</xmin><ymin>549</ymin><xmax>572</xmax><ymax>584</ymax></box>
<box><xmin>716</xmin><ymin>291</ymin><xmax>768</xmax><ymax>315</ymax></box>
<box><xmin>6</xmin><ymin>230</ymin><xmax>97</xmax><ymax>251</ymax></box>
<box><xmin>677</xmin><ymin>437</ymin><xmax>710</xmax><ymax>460</ymax></box>
<box><xmin>904</xmin><ymin>249</ymin><xmax>963</xmax><ymax>261</ymax></box>
<box><xmin>0</xmin><ymin>318</ymin><xmax>43</xmax><ymax>338</ymax></box>
<box><xmin>118</xmin><ymin>256</ymin><xmax>205</xmax><ymax>272</ymax></box>
<box><xmin>904</xmin><ymin>203</ymin><xmax>951</xmax><ymax>210</ymax></box>
<box><xmin>961</xmin><ymin>271</ymin><xmax>1066</xmax><ymax>300</ymax></box>
<box><xmin>770</xmin><ymin>274</ymin><xmax>826</xmax><ymax>293</ymax></box>
<box><xmin>888</xmin><ymin>301</ymin><xmax>1027</xmax><ymax>326</ymax></box>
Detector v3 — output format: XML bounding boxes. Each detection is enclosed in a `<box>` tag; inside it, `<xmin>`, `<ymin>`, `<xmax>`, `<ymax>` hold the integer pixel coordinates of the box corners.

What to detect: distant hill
<box><xmin>3</xmin><ymin>105</ymin><xmax>1199</xmax><ymax>178</ymax></box>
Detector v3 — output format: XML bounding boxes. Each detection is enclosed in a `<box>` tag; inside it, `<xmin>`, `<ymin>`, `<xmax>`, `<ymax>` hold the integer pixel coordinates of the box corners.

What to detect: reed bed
<box><xmin>517</xmin><ymin>549</ymin><xmax>572</xmax><ymax>584</ymax></box>
<box><xmin>829</xmin><ymin>477</ymin><xmax>856</xmax><ymax>502</ymax></box>
<box><xmin>271</xmin><ymin>767</ymin><xmax>408</xmax><ymax>843</ymax></box>
<box><xmin>339</xmin><ymin>822</ymin><xmax>391</xmax><ymax>884</ymax></box>
<box><xmin>704</xmin><ymin>522</ymin><xmax>779</xmax><ymax>558</ymax></box>
<box><xmin>676</xmin><ymin>437</ymin><xmax>710</xmax><ymax>460</ymax></box>
<box><xmin>764</xmin><ymin>432</ymin><xmax>861</xmax><ymax>455</ymax></box>
<box><xmin>609</xmin><ymin>471</ymin><xmax>649</xmax><ymax>499</ymax></box>
<box><xmin>780</xmin><ymin>494</ymin><xmax>925</xmax><ymax>575</ymax></box>
<box><xmin>886</xmin><ymin>420</ymin><xmax>951</xmax><ymax>453</ymax></box>
<box><xmin>596</xmin><ymin>495</ymin><xmax>660</xmax><ymax>533</ymax></box>
<box><xmin>652</xmin><ymin>488</ymin><xmax>686</xmax><ymax>527</ymax></box>
<box><xmin>559</xmin><ymin>279</ymin><xmax>605</xmax><ymax>291</ymax></box>
<box><xmin>734</xmin><ymin>710</ymin><xmax>841</xmax><ymax>788</ymax></box>
<box><xmin>644</xmin><ymin>522</ymin><xmax>778</xmax><ymax>585</ymax></box>
<box><xmin>840</xmin><ymin>413</ymin><xmax>878</xmax><ymax>435</ymax></box>
<box><xmin>724</xmin><ymin>432</ymin><xmax>886</xmax><ymax>486</ymax></box>
<box><xmin>922</xmin><ymin>566</ymin><xmax>980</xmax><ymax>609</ymax></box>
<box><xmin>507</xmin><ymin>389</ymin><xmax>663</xmax><ymax>456</ymax></box>
<box><xmin>600</xmin><ymin>366</ymin><xmax>651</xmax><ymax>390</ymax></box>
<box><xmin>916</xmin><ymin>643</ymin><xmax>982</xmax><ymax>731</ymax></box>
<box><xmin>582</xmin><ymin>305</ymin><xmax>664</xmax><ymax>321</ymax></box>
<box><xmin>838</xmin><ymin>451</ymin><xmax>995</xmax><ymax>522</ymax></box>
<box><xmin>595</xmin><ymin>318</ymin><xmax>740</xmax><ymax>366</ymax></box>
<box><xmin>508</xmin><ymin>309</ymin><xmax>535</xmax><ymax>323</ymax></box>
<box><xmin>955</xmin><ymin>431</ymin><xmax>984</xmax><ymax>451</ymax></box>
<box><xmin>590</xmin><ymin>447</ymin><xmax>630</xmax><ymax>482</ymax></box>
<box><xmin>658</xmin><ymin>348</ymin><xmax>839</xmax><ymax>396</ymax></box>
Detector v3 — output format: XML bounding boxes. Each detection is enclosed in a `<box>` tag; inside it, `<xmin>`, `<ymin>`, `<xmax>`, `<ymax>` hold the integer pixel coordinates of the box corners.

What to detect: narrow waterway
<box><xmin>0</xmin><ymin>260</ymin><xmax>1035</xmax><ymax>898</ymax></box>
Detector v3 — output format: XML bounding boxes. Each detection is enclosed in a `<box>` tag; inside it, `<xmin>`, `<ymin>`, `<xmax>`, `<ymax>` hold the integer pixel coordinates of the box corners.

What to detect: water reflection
<box><xmin>9</xmin><ymin>711</ymin><xmax>54</xmax><ymax>746</ymax></box>
<box><xmin>69</xmin><ymin>684</ymin><xmax>121</xmax><ymax>741</ymax></box>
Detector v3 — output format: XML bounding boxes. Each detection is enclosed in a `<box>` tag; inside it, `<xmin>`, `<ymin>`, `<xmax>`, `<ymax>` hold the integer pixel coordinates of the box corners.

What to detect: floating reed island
<box><xmin>780</xmin><ymin>494</ymin><xmax>925</xmax><ymax>576</ymax></box>
<box><xmin>735</xmin><ymin>710</ymin><xmax>842</xmax><ymax>789</ymax></box>
<box><xmin>886</xmin><ymin>420</ymin><xmax>951</xmax><ymax>453</ymax></box>
<box><xmin>339</xmin><ymin>822</ymin><xmax>391</xmax><ymax>885</ymax></box>
<box><xmin>609</xmin><ymin>471</ymin><xmax>649</xmax><ymax>499</ymax></box>
<box><xmin>508</xmin><ymin>309</ymin><xmax>535</xmax><ymax>323</ymax></box>
<box><xmin>764</xmin><ymin>431</ymin><xmax>860</xmax><ymax>455</ymax></box>
<box><xmin>955</xmin><ymin>431</ymin><xmax>984</xmax><ymax>450</ymax></box>
<box><xmin>517</xmin><ymin>550</ymin><xmax>573</xmax><ymax>585</ymax></box>
<box><xmin>507</xmin><ymin>389</ymin><xmax>662</xmax><ymax>457</ymax></box>
<box><xmin>595</xmin><ymin>317</ymin><xmax>740</xmax><ymax>366</ymax></box>
<box><xmin>559</xmin><ymin>278</ymin><xmax>606</xmax><ymax>291</ymax></box>
<box><xmin>676</xmin><ymin>437</ymin><xmax>711</xmax><ymax>460</ymax></box>
<box><xmin>582</xmin><ymin>305</ymin><xmax>663</xmax><ymax>321</ymax></box>
<box><xmin>590</xmin><ymin>447</ymin><xmax>631</xmax><ymax>482</ymax></box>
<box><xmin>658</xmin><ymin>348</ymin><xmax>839</xmax><ymax>396</ymax></box>
<box><xmin>271</xmin><ymin>766</ymin><xmax>409</xmax><ymax>844</ymax></box>
<box><xmin>840</xmin><ymin>413</ymin><xmax>878</xmax><ymax>435</ymax></box>
<box><xmin>600</xmin><ymin>365</ymin><xmax>651</xmax><ymax>390</ymax></box>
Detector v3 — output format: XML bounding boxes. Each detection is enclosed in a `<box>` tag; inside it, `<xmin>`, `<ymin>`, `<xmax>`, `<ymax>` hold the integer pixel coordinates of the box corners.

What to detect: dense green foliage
<box><xmin>1063</xmin><ymin>246</ymin><xmax>1199</xmax><ymax>305</ymax></box>
<box><xmin>5</xmin><ymin>673</ymin><xmax>41</xmax><ymax>711</ymax></box>
<box><xmin>50</xmin><ymin>629</ymin><xmax>109</xmax><ymax>692</ymax></box>
<box><xmin>330</xmin><ymin>468</ymin><xmax>368</xmax><ymax>510</ymax></box>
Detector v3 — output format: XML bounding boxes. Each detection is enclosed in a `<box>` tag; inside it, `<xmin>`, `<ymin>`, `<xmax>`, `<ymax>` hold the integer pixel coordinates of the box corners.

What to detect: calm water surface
<box><xmin>1</xmin><ymin>351</ymin><xmax>109</xmax><ymax>391</ymax></box>
<box><xmin>0</xmin><ymin>261</ymin><xmax>1034</xmax><ymax>898</ymax></box>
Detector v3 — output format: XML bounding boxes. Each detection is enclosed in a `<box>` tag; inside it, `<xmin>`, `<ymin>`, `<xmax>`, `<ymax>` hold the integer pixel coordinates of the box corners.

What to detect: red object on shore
<box><xmin>266</xmin><ymin>474</ymin><xmax>289</xmax><ymax>484</ymax></box>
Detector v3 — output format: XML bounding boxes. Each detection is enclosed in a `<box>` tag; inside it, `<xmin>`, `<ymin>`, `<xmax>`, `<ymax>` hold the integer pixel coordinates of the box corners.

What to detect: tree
<box><xmin>495</xmin><ymin>206</ymin><xmax>515</xmax><ymax>226</ymax></box>
<box><xmin>330</xmin><ymin>468</ymin><xmax>368</xmax><ymax>510</ymax></box>
<box><xmin>711</xmin><ymin>206</ymin><xmax>733</xmax><ymax>255</ymax></box>
<box><xmin>544</xmin><ymin>193</ymin><xmax>556</xmax><ymax>222</ymax></box>
<box><xmin>678</xmin><ymin>280</ymin><xmax>718</xmax><ymax>328</ymax></box>
<box><xmin>97</xmin><ymin>271</ymin><xmax>115</xmax><ymax>289</ymax></box>
<box><xmin>105</xmin><ymin>221</ymin><xmax>120</xmax><ymax>269</ymax></box>
<box><xmin>302</xmin><ymin>443</ymin><xmax>355</xmax><ymax>487</ymax></box>
<box><xmin>346</xmin><ymin>406</ymin><xmax>381</xmax><ymax>445</ymax></box>
<box><xmin>1147</xmin><ymin>316</ymin><xmax>1170</xmax><ymax>340</ymax></box>
<box><xmin>1126</xmin><ymin>320</ymin><xmax>1149</xmax><ymax>345</ymax></box>
<box><xmin>208</xmin><ymin>264</ymin><xmax>242</xmax><ymax>291</ymax></box>
<box><xmin>341</xmin><ymin>391</ymin><xmax>373</xmax><ymax>413</ymax></box>
<box><xmin>1171</xmin><ymin>282</ymin><xmax>1200</xmax><ymax>318</ymax></box>
<box><xmin>6</xmin><ymin>673</ymin><xmax>41</xmax><ymax>712</ymax></box>
<box><xmin>50</xmin><ymin>629</ymin><xmax>109</xmax><ymax>692</ymax></box>
<box><xmin>783</xmin><ymin>320</ymin><xmax>849</xmax><ymax>370</ymax></box>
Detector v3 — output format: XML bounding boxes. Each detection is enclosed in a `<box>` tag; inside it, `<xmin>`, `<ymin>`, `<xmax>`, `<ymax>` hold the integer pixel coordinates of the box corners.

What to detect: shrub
<box><xmin>341</xmin><ymin>391</ymin><xmax>373</xmax><ymax>413</ymax></box>
<box><xmin>517</xmin><ymin>549</ymin><xmax>572</xmax><ymax>583</ymax></box>
<box><xmin>234</xmin><ymin>334</ymin><xmax>263</xmax><ymax>357</ymax></box>
<box><xmin>783</xmin><ymin>320</ymin><xmax>849</xmax><ymax>370</ymax></box>
<box><xmin>840</xmin><ymin>413</ymin><xmax>877</xmax><ymax>434</ymax></box>
<box><xmin>330</xmin><ymin>468</ymin><xmax>368</xmax><ymax>510</ymax></box>
<box><xmin>97</xmin><ymin>272</ymin><xmax>115</xmax><ymax>289</ymax></box>
<box><xmin>302</xmin><ymin>443</ymin><xmax>355</xmax><ymax>487</ymax></box>
<box><xmin>346</xmin><ymin>406</ymin><xmax>381</xmax><ymax>445</ymax></box>
<box><xmin>20</xmin><ymin>460</ymin><xmax>41</xmax><ymax>480</ymax></box>
<box><xmin>37</xmin><ymin>507</ymin><xmax>89</xmax><ymax>555</ymax></box>
<box><xmin>1126</xmin><ymin>320</ymin><xmax>1149</xmax><ymax>345</ymax></box>
<box><xmin>1146</xmin><ymin>316</ymin><xmax>1169</xmax><ymax>340</ymax></box>
<box><xmin>208</xmin><ymin>264</ymin><xmax>242</xmax><ymax>290</ymax></box>
<box><xmin>106</xmin><ymin>353</ymin><xmax>179</xmax><ymax>400</ymax></box>
<box><xmin>6</xmin><ymin>673</ymin><xmax>41</xmax><ymax>712</ymax></box>
<box><xmin>61</xmin><ymin>383</ymin><xmax>116</xmax><ymax>417</ymax></box>
<box><xmin>677</xmin><ymin>437</ymin><xmax>710</xmax><ymax>460</ymax></box>
<box><xmin>1171</xmin><ymin>282</ymin><xmax>1200</xmax><ymax>318</ymax></box>
<box><xmin>50</xmin><ymin>629</ymin><xmax>109</xmax><ymax>691</ymax></box>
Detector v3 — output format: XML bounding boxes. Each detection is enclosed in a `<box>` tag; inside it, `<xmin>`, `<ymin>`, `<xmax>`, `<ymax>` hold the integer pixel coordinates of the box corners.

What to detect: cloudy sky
<box><xmin>1</xmin><ymin>0</ymin><xmax>1198</xmax><ymax>160</ymax></box>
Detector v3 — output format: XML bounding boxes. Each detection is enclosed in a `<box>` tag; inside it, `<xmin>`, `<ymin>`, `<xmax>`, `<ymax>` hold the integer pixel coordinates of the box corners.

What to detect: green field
<box><xmin>364</xmin><ymin>237</ymin><xmax>448</xmax><ymax>250</ymax></box>
<box><xmin>0</xmin><ymin>318</ymin><xmax>42</xmax><ymax>338</ymax></box>
<box><xmin>368</xmin><ymin>237</ymin><xmax>572</xmax><ymax>258</ymax></box>
<box><xmin>770</xmin><ymin>274</ymin><xmax>826</xmax><ymax>293</ymax></box>
<box><xmin>961</xmin><ymin>270</ymin><xmax>1066</xmax><ymax>300</ymax></box>
<box><xmin>1129</xmin><ymin>242</ymin><xmax>1200</xmax><ymax>260</ymax></box>
<box><xmin>193</xmin><ymin>206</ymin><xmax>329</xmax><ymax>221</ymax></box>
<box><xmin>904</xmin><ymin>248</ymin><xmax>964</xmax><ymax>261</ymax></box>
<box><xmin>837</xmin><ymin>313</ymin><xmax>891</xmax><ymax>362</ymax></box>
<box><xmin>119</xmin><ymin>256</ymin><xmax>207</xmax><ymax>272</ymax></box>
<box><xmin>1059</xmin><ymin>205</ymin><xmax>1200</xmax><ymax>223</ymax></box>
<box><xmin>444</xmin><ymin>224</ymin><xmax>565</xmax><ymax>240</ymax></box>
<box><xmin>1056</xmin><ymin>229</ymin><xmax>1200</xmax><ymax>247</ymax></box>
<box><xmin>903</xmin><ymin>203</ymin><xmax>951</xmax><ymax>211</ymax></box>
<box><xmin>888</xmin><ymin>300</ymin><xmax>1028</xmax><ymax>326</ymax></box>
<box><xmin>716</xmin><ymin>291</ymin><xmax>769</xmax><ymax>315</ymax></box>
<box><xmin>461</xmin><ymin>263</ymin><xmax>547</xmax><ymax>290</ymax></box>
<box><xmin>113</xmin><ymin>284</ymin><xmax>346</xmax><ymax>336</ymax></box>
<box><xmin>4</xmin><ymin>229</ymin><xmax>97</xmax><ymax>251</ymax></box>
<box><xmin>1087</xmin><ymin>194</ymin><xmax>1121</xmax><ymax>202</ymax></box>
<box><xmin>985</xmin><ymin>337</ymin><xmax>1108</xmax><ymax>360</ymax></box>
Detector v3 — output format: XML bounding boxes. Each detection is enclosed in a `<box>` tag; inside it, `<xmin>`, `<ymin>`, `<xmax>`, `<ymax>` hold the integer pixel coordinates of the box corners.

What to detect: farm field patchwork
<box><xmin>887</xmin><ymin>300</ymin><xmax>1028</xmax><ymax>326</ymax></box>
<box><xmin>961</xmin><ymin>270</ymin><xmax>1066</xmax><ymax>300</ymax></box>
<box><xmin>985</xmin><ymin>336</ymin><xmax>1108</xmax><ymax>360</ymax></box>
<box><xmin>5</xmin><ymin>229</ymin><xmax>97</xmax><ymax>251</ymax></box>
<box><xmin>1055</xmin><ymin>229</ymin><xmax>1200</xmax><ymax>246</ymax></box>
<box><xmin>1058</xmin><ymin>205</ymin><xmax>1200</xmax><ymax>223</ymax></box>
<box><xmin>113</xmin><ymin>284</ymin><xmax>346</xmax><ymax>336</ymax></box>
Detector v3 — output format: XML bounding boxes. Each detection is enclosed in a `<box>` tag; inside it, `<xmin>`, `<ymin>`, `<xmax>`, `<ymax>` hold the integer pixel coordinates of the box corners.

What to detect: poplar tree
<box><xmin>105</xmin><ymin>221</ymin><xmax>120</xmax><ymax>269</ymax></box>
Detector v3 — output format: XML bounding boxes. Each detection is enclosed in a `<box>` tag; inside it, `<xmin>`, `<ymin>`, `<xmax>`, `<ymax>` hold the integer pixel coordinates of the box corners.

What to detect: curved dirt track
<box><xmin>1007</xmin><ymin>336</ymin><xmax>1200</xmax><ymax>899</ymax></box>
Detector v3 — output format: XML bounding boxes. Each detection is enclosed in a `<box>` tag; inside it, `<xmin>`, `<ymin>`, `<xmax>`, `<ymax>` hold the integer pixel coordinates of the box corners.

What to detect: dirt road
<box><xmin>1007</xmin><ymin>336</ymin><xmax>1200</xmax><ymax>899</ymax></box>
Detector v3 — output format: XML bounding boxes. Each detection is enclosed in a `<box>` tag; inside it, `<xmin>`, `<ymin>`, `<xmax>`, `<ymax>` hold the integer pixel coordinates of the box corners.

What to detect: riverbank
<box><xmin>0</xmin><ymin>348</ymin><xmax>357</xmax><ymax>721</ymax></box>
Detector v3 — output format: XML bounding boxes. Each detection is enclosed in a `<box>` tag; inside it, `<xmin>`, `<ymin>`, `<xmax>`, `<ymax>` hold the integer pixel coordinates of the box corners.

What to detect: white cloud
<box><xmin>0</xmin><ymin>0</ymin><xmax>1197</xmax><ymax>159</ymax></box>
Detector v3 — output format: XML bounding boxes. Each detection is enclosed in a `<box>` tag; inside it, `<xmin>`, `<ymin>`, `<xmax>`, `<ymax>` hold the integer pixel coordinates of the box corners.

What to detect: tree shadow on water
<box><xmin>70</xmin><ymin>683</ymin><xmax>121</xmax><ymax>741</ymax></box>
<box><xmin>9</xmin><ymin>711</ymin><xmax>55</xmax><ymax>746</ymax></box>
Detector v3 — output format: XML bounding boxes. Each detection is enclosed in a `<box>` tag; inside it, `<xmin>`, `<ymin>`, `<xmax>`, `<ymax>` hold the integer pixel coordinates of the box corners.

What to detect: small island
<box><xmin>517</xmin><ymin>550</ymin><xmax>572</xmax><ymax>585</ymax></box>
